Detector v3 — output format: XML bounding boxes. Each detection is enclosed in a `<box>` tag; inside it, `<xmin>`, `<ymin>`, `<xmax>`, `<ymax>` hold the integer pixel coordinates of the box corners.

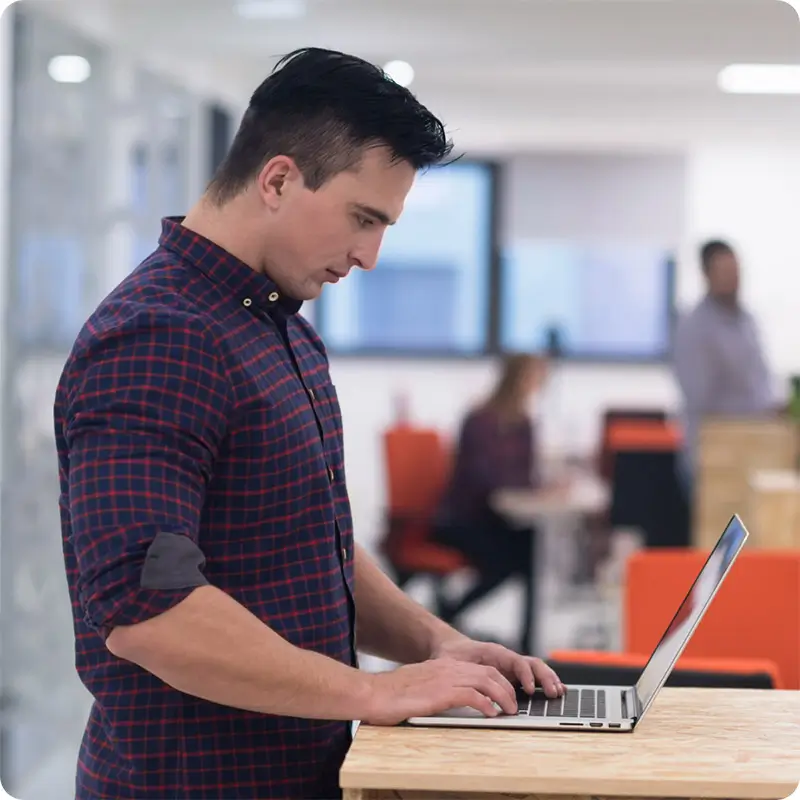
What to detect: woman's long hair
<box><xmin>483</xmin><ymin>353</ymin><xmax>545</xmax><ymax>423</ymax></box>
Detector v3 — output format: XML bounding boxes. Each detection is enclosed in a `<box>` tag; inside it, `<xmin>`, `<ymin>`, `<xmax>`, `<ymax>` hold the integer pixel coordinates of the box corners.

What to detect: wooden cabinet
<box><xmin>694</xmin><ymin>418</ymin><xmax>798</xmax><ymax>549</ymax></box>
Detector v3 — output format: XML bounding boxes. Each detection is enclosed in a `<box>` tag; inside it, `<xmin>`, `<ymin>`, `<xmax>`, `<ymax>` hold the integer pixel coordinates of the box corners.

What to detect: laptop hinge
<box><xmin>622</xmin><ymin>687</ymin><xmax>639</xmax><ymax>722</ymax></box>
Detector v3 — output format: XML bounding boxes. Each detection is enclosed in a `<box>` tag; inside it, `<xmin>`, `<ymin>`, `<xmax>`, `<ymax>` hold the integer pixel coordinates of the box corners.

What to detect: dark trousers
<box><xmin>436</xmin><ymin>508</ymin><xmax>537</xmax><ymax>654</ymax></box>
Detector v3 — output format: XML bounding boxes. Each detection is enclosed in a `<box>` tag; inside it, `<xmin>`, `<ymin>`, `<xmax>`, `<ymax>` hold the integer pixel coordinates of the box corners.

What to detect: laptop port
<box><xmin>609</xmin><ymin>723</ymin><xmax>621</xmax><ymax>728</ymax></box>
<box><xmin>590</xmin><ymin>722</ymin><xmax>603</xmax><ymax>728</ymax></box>
<box><xmin>559</xmin><ymin>722</ymin><xmax>583</xmax><ymax>727</ymax></box>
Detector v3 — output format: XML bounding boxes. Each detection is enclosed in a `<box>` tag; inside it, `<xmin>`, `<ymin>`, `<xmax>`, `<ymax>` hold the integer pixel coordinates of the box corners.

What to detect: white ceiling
<box><xmin>26</xmin><ymin>0</ymin><xmax>800</xmax><ymax>150</ymax></box>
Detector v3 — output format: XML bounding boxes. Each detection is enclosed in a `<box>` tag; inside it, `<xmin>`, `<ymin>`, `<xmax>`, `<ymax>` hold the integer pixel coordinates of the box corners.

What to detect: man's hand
<box><xmin>430</xmin><ymin>637</ymin><xmax>566</xmax><ymax>700</ymax></box>
<box><xmin>361</xmin><ymin>658</ymin><xmax>518</xmax><ymax>726</ymax></box>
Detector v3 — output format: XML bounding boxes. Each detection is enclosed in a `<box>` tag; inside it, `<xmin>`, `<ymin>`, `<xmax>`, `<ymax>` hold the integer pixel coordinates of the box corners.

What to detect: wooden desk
<box><xmin>340</xmin><ymin>688</ymin><xmax>800</xmax><ymax>800</ymax></box>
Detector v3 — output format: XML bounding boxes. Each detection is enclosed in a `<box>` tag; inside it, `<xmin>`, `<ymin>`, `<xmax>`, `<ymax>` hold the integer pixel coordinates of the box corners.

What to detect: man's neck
<box><xmin>708</xmin><ymin>291</ymin><xmax>739</xmax><ymax>312</ymax></box>
<box><xmin>181</xmin><ymin>197</ymin><xmax>265</xmax><ymax>275</ymax></box>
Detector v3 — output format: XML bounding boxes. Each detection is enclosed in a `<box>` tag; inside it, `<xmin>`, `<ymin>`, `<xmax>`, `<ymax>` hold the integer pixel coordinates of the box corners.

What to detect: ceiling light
<box><xmin>47</xmin><ymin>55</ymin><xmax>91</xmax><ymax>84</ymax></box>
<box><xmin>384</xmin><ymin>60</ymin><xmax>414</xmax><ymax>88</ymax></box>
<box><xmin>718</xmin><ymin>63</ymin><xmax>800</xmax><ymax>95</ymax></box>
<box><xmin>235</xmin><ymin>0</ymin><xmax>306</xmax><ymax>19</ymax></box>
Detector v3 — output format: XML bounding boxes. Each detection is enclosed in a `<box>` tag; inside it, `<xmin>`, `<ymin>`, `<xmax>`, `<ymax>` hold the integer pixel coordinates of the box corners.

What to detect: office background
<box><xmin>0</xmin><ymin>1</ymin><xmax>799</xmax><ymax>797</ymax></box>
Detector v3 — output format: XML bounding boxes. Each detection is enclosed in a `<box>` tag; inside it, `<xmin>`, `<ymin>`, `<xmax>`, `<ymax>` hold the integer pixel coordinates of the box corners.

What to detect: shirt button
<box><xmin>309</xmin><ymin>388</ymin><xmax>316</xmax><ymax>401</ymax></box>
<box><xmin>242</xmin><ymin>298</ymin><xmax>252</xmax><ymax>307</ymax></box>
<box><xmin>268</xmin><ymin>291</ymin><xmax>280</xmax><ymax>303</ymax></box>
<box><xmin>328</xmin><ymin>466</ymin><xmax>335</xmax><ymax>483</ymax></box>
<box><xmin>342</xmin><ymin>546</ymin><xmax>347</xmax><ymax>562</ymax></box>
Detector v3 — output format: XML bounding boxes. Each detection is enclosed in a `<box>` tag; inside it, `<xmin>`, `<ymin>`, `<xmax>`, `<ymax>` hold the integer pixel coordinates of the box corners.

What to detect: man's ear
<box><xmin>257</xmin><ymin>156</ymin><xmax>297</xmax><ymax>208</ymax></box>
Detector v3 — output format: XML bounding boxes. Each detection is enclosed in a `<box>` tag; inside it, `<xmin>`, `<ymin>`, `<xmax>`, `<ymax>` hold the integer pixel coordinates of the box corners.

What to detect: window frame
<box><xmin>313</xmin><ymin>157</ymin><xmax>678</xmax><ymax>365</ymax></box>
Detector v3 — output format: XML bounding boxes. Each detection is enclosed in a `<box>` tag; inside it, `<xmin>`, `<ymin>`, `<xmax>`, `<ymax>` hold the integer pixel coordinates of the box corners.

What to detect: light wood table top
<box><xmin>340</xmin><ymin>688</ymin><xmax>800</xmax><ymax>800</ymax></box>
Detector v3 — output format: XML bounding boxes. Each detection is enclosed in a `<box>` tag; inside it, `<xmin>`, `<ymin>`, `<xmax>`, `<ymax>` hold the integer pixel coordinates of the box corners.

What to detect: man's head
<box><xmin>205</xmin><ymin>47</ymin><xmax>453</xmax><ymax>301</ymax></box>
<box><xmin>701</xmin><ymin>239</ymin><xmax>740</xmax><ymax>302</ymax></box>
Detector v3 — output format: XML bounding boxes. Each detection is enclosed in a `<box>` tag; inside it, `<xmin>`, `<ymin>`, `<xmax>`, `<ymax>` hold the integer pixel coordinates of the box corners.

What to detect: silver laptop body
<box><xmin>406</xmin><ymin>514</ymin><xmax>749</xmax><ymax>733</ymax></box>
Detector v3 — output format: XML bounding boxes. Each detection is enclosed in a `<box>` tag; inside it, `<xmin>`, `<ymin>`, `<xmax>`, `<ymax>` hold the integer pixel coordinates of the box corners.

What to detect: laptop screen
<box><xmin>635</xmin><ymin>515</ymin><xmax>748</xmax><ymax>714</ymax></box>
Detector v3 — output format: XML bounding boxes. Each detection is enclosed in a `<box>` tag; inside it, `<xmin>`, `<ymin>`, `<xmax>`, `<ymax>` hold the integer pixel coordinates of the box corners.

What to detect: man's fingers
<box><xmin>514</xmin><ymin>660</ymin><xmax>537</xmax><ymax>693</ymax></box>
<box><xmin>452</xmin><ymin>688</ymin><xmax>499</xmax><ymax>718</ymax></box>
<box><xmin>480</xmin><ymin>670</ymin><xmax>518</xmax><ymax>715</ymax></box>
<box><xmin>453</xmin><ymin>664</ymin><xmax>516</xmax><ymax>715</ymax></box>
<box><xmin>528</xmin><ymin>657</ymin><xmax>564</xmax><ymax>698</ymax></box>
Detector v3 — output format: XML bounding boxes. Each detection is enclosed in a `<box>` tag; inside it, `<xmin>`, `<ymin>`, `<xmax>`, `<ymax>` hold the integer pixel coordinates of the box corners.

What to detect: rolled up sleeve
<box><xmin>62</xmin><ymin>311</ymin><xmax>233</xmax><ymax>638</ymax></box>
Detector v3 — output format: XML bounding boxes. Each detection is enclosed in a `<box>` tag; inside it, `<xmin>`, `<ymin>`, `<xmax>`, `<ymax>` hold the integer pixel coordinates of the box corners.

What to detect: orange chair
<box><xmin>379</xmin><ymin>424</ymin><xmax>469</xmax><ymax>592</ymax></box>
<box><xmin>597</xmin><ymin>410</ymin><xmax>670</xmax><ymax>481</ymax></box>
<box><xmin>606</xmin><ymin>419</ymin><xmax>688</xmax><ymax>548</ymax></box>
<box><xmin>584</xmin><ymin>415</ymin><xmax>680</xmax><ymax>577</ymax></box>
<box><xmin>624</xmin><ymin>549</ymin><xmax>800</xmax><ymax>690</ymax></box>
<box><xmin>548</xmin><ymin>550</ymin><xmax>800</xmax><ymax>690</ymax></box>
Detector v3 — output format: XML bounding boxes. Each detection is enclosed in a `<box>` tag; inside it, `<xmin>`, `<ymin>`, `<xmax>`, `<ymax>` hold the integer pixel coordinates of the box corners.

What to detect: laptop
<box><xmin>407</xmin><ymin>513</ymin><xmax>749</xmax><ymax>733</ymax></box>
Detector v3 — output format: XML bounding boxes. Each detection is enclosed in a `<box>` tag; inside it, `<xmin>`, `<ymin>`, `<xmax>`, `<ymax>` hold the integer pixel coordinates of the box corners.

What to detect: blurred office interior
<box><xmin>1</xmin><ymin>0</ymin><xmax>799</xmax><ymax>797</ymax></box>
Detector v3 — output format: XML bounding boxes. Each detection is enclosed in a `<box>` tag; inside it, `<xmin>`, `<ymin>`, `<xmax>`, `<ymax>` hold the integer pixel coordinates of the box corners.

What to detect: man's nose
<box><xmin>350</xmin><ymin>236</ymin><xmax>384</xmax><ymax>272</ymax></box>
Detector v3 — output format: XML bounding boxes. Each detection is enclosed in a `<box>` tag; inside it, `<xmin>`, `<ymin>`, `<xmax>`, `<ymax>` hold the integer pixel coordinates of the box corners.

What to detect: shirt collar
<box><xmin>702</xmin><ymin>292</ymin><xmax>742</xmax><ymax>319</ymax></box>
<box><xmin>158</xmin><ymin>216</ymin><xmax>302</xmax><ymax>315</ymax></box>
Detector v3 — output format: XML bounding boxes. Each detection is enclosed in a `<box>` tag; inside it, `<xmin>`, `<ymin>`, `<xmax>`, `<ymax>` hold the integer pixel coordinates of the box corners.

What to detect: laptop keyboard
<box><xmin>516</xmin><ymin>687</ymin><xmax>607</xmax><ymax>719</ymax></box>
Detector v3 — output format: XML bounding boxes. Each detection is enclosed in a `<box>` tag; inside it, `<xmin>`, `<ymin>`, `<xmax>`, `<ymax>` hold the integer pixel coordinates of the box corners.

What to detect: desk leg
<box><xmin>343</xmin><ymin>792</ymin><xmax>714</xmax><ymax>800</ymax></box>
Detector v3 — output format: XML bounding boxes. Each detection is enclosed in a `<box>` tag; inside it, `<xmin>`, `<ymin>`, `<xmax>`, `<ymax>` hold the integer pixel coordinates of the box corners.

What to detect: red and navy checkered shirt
<box><xmin>54</xmin><ymin>217</ymin><xmax>357</xmax><ymax>799</ymax></box>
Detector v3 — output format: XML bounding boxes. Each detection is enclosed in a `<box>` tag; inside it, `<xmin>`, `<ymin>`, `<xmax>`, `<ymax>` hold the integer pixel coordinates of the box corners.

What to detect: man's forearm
<box><xmin>106</xmin><ymin>584</ymin><xmax>373</xmax><ymax>721</ymax></box>
<box><xmin>354</xmin><ymin>543</ymin><xmax>465</xmax><ymax>664</ymax></box>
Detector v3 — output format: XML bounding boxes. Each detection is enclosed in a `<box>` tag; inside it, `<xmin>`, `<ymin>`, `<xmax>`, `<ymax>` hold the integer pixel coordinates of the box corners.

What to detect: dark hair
<box><xmin>484</xmin><ymin>352</ymin><xmax>546</xmax><ymax>421</ymax></box>
<box><xmin>700</xmin><ymin>239</ymin><xmax>735</xmax><ymax>274</ymax></box>
<box><xmin>207</xmin><ymin>47</ymin><xmax>454</xmax><ymax>204</ymax></box>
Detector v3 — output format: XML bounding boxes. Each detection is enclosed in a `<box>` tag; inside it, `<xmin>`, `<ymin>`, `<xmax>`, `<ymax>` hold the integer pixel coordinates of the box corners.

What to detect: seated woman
<box><xmin>436</xmin><ymin>352</ymin><xmax>548</xmax><ymax>654</ymax></box>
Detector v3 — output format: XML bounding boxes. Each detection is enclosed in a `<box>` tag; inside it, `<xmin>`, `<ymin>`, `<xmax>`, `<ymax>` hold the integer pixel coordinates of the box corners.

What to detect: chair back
<box><xmin>379</xmin><ymin>424</ymin><xmax>465</xmax><ymax>575</ymax></box>
<box><xmin>624</xmin><ymin>549</ymin><xmax>800</xmax><ymax>689</ymax></box>
<box><xmin>384</xmin><ymin>425</ymin><xmax>451</xmax><ymax>518</ymax></box>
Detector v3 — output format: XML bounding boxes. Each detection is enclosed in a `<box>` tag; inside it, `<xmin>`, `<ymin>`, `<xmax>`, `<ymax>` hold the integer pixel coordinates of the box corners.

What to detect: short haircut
<box><xmin>207</xmin><ymin>47</ymin><xmax>454</xmax><ymax>204</ymax></box>
<box><xmin>700</xmin><ymin>239</ymin><xmax>735</xmax><ymax>274</ymax></box>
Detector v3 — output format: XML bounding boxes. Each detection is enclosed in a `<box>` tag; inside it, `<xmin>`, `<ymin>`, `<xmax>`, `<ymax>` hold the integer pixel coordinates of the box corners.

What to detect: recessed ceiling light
<box><xmin>718</xmin><ymin>63</ymin><xmax>800</xmax><ymax>95</ymax></box>
<box><xmin>235</xmin><ymin>0</ymin><xmax>306</xmax><ymax>20</ymax></box>
<box><xmin>384</xmin><ymin>60</ymin><xmax>414</xmax><ymax>88</ymax></box>
<box><xmin>47</xmin><ymin>54</ymin><xmax>91</xmax><ymax>84</ymax></box>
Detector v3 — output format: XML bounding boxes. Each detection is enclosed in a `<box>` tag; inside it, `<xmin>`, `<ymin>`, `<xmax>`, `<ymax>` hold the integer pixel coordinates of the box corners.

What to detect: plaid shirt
<box><xmin>54</xmin><ymin>218</ymin><xmax>357</xmax><ymax>799</ymax></box>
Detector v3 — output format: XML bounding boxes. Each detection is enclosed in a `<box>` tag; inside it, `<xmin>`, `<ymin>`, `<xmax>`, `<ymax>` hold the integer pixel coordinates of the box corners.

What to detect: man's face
<box><xmin>707</xmin><ymin>250</ymin><xmax>740</xmax><ymax>300</ymax></box>
<box><xmin>256</xmin><ymin>146</ymin><xmax>416</xmax><ymax>301</ymax></box>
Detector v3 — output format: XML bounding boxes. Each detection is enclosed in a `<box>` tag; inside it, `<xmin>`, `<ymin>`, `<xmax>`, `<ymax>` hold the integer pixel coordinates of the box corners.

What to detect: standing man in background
<box><xmin>673</xmin><ymin>239</ymin><xmax>775</xmax><ymax>496</ymax></box>
<box><xmin>54</xmin><ymin>47</ymin><xmax>563</xmax><ymax>800</ymax></box>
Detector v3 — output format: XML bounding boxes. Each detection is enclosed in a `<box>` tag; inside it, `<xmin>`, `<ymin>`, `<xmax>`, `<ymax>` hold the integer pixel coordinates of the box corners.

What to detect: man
<box><xmin>673</xmin><ymin>239</ymin><xmax>775</xmax><ymax>492</ymax></box>
<box><xmin>54</xmin><ymin>48</ymin><xmax>563</xmax><ymax>800</ymax></box>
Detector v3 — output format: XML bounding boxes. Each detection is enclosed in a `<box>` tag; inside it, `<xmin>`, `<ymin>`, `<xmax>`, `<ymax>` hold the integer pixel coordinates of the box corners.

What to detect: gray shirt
<box><xmin>673</xmin><ymin>295</ymin><xmax>774</xmax><ymax>469</ymax></box>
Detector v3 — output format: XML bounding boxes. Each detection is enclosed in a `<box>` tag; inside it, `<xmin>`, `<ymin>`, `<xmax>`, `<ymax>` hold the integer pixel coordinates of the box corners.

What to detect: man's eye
<box><xmin>357</xmin><ymin>215</ymin><xmax>374</xmax><ymax>229</ymax></box>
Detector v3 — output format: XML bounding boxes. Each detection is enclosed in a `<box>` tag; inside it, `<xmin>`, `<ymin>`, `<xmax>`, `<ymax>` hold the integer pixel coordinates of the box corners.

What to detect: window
<box><xmin>317</xmin><ymin>160</ymin><xmax>496</xmax><ymax>354</ymax></box>
<box><xmin>500</xmin><ymin>239</ymin><xmax>674</xmax><ymax>360</ymax></box>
